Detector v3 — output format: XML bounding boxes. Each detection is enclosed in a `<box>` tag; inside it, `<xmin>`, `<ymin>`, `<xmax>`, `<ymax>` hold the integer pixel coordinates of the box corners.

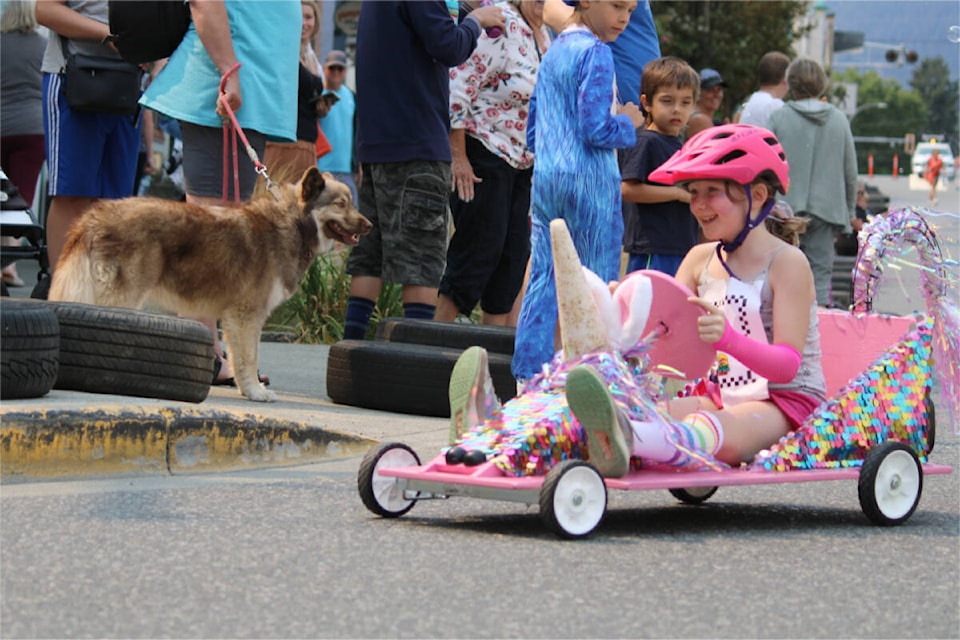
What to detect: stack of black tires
<box><xmin>1</xmin><ymin>299</ymin><xmax>214</xmax><ymax>403</ymax></box>
<box><xmin>326</xmin><ymin>319</ymin><xmax>518</xmax><ymax>417</ymax></box>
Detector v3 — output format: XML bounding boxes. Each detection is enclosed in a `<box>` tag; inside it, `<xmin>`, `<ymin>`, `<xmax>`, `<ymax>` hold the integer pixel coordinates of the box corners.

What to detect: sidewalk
<box><xmin>1</xmin><ymin>264</ymin><xmax>448</xmax><ymax>482</ymax></box>
<box><xmin>2</xmin><ymin>342</ymin><xmax>451</xmax><ymax>482</ymax></box>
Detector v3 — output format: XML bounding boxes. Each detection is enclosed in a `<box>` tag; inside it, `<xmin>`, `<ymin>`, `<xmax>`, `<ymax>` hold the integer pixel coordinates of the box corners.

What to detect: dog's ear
<box><xmin>299</xmin><ymin>166</ymin><xmax>325</xmax><ymax>202</ymax></box>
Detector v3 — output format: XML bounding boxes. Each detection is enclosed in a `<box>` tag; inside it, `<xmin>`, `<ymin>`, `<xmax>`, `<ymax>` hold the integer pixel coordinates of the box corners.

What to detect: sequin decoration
<box><xmin>450</xmin><ymin>347</ymin><xmax>725</xmax><ymax>476</ymax></box>
<box><xmin>752</xmin><ymin>318</ymin><xmax>934</xmax><ymax>471</ymax></box>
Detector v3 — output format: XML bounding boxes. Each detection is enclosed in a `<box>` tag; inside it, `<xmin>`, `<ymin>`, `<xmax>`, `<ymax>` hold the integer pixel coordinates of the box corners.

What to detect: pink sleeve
<box><xmin>714</xmin><ymin>321</ymin><xmax>802</xmax><ymax>384</ymax></box>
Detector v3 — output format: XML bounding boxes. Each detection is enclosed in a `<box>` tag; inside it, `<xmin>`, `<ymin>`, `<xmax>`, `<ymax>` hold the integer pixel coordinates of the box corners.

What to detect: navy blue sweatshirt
<box><xmin>356</xmin><ymin>0</ymin><xmax>481</xmax><ymax>163</ymax></box>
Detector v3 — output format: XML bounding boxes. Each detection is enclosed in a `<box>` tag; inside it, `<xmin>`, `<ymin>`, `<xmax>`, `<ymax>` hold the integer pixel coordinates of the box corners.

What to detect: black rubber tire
<box><xmin>357</xmin><ymin>442</ymin><xmax>421</xmax><ymax>518</ymax></box>
<box><xmin>923</xmin><ymin>391</ymin><xmax>935</xmax><ymax>455</ymax></box>
<box><xmin>669</xmin><ymin>486</ymin><xmax>718</xmax><ymax>505</ymax></box>
<box><xmin>539</xmin><ymin>460</ymin><xmax>607</xmax><ymax>539</ymax></box>
<box><xmin>375</xmin><ymin>318</ymin><xmax>515</xmax><ymax>355</ymax></box>
<box><xmin>1</xmin><ymin>299</ymin><xmax>60</xmax><ymax>399</ymax></box>
<box><xmin>47</xmin><ymin>302</ymin><xmax>214</xmax><ymax>403</ymax></box>
<box><xmin>327</xmin><ymin>340</ymin><xmax>516</xmax><ymax>417</ymax></box>
<box><xmin>858</xmin><ymin>441</ymin><xmax>923</xmax><ymax>526</ymax></box>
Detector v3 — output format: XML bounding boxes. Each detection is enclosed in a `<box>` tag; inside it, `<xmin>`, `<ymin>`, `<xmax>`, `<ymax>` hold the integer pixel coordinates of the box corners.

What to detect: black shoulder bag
<box><xmin>61</xmin><ymin>37</ymin><xmax>142</xmax><ymax>115</ymax></box>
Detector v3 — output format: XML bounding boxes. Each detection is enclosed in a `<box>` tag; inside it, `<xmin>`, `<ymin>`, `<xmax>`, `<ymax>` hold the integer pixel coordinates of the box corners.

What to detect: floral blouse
<box><xmin>448</xmin><ymin>2</ymin><xmax>550</xmax><ymax>170</ymax></box>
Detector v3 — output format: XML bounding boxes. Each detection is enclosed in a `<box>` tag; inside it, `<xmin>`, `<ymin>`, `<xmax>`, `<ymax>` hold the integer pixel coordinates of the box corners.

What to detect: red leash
<box><xmin>218</xmin><ymin>62</ymin><xmax>278</xmax><ymax>201</ymax></box>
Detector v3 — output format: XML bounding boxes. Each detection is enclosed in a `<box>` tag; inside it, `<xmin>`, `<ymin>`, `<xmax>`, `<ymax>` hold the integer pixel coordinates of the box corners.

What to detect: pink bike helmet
<box><xmin>649</xmin><ymin>124</ymin><xmax>789</xmax><ymax>194</ymax></box>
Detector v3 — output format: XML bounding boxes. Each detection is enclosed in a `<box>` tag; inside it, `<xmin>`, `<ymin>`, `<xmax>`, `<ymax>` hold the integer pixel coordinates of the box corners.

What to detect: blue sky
<box><xmin>827</xmin><ymin>0</ymin><xmax>960</xmax><ymax>87</ymax></box>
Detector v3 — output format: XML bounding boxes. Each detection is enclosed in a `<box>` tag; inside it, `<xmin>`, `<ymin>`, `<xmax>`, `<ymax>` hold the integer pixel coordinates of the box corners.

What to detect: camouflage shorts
<box><xmin>346</xmin><ymin>161</ymin><xmax>451</xmax><ymax>287</ymax></box>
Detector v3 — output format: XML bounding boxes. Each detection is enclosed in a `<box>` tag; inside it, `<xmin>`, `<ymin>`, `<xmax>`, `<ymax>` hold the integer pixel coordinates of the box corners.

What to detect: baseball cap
<box><xmin>562</xmin><ymin>0</ymin><xmax>579</xmax><ymax>6</ymax></box>
<box><xmin>700</xmin><ymin>68</ymin><xmax>728</xmax><ymax>89</ymax></box>
<box><xmin>324</xmin><ymin>50</ymin><xmax>347</xmax><ymax>68</ymax></box>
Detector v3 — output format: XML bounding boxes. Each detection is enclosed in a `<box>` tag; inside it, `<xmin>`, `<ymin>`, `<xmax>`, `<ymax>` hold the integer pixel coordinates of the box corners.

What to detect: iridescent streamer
<box><xmin>852</xmin><ymin>207</ymin><xmax>959</xmax><ymax>432</ymax></box>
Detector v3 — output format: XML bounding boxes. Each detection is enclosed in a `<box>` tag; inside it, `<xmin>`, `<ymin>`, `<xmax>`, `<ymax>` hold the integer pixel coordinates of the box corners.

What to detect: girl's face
<box><xmin>686</xmin><ymin>180</ymin><xmax>745</xmax><ymax>241</ymax></box>
<box><xmin>580</xmin><ymin>0</ymin><xmax>637</xmax><ymax>43</ymax></box>
<box><xmin>301</xmin><ymin>4</ymin><xmax>316</xmax><ymax>42</ymax></box>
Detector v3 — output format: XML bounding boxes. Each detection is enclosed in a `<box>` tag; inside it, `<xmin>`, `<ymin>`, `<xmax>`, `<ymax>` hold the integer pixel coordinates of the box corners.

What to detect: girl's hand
<box><xmin>688</xmin><ymin>297</ymin><xmax>727</xmax><ymax>345</ymax></box>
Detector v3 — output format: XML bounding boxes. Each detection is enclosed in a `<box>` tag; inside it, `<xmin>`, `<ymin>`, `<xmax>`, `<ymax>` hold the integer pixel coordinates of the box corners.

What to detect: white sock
<box><xmin>629</xmin><ymin>411</ymin><xmax>725</xmax><ymax>463</ymax></box>
<box><xmin>628</xmin><ymin>419</ymin><xmax>677</xmax><ymax>462</ymax></box>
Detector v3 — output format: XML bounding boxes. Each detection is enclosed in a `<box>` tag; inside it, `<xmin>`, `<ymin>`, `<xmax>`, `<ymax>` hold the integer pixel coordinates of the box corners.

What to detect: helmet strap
<box><xmin>719</xmin><ymin>184</ymin><xmax>775</xmax><ymax>254</ymax></box>
<box><xmin>716</xmin><ymin>184</ymin><xmax>776</xmax><ymax>277</ymax></box>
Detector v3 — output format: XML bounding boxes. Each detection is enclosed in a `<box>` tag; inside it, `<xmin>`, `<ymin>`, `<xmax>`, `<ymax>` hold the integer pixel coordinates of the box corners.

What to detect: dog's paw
<box><xmin>244</xmin><ymin>385</ymin><xmax>278</xmax><ymax>403</ymax></box>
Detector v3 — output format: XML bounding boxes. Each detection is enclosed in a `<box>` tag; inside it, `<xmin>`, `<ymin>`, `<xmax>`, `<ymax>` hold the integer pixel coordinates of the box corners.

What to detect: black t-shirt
<box><xmin>297</xmin><ymin>63</ymin><xmax>326</xmax><ymax>144</ymax></box>
<box><xmin>620</xmin><ymin>129</ymin><xmax>699</xmax><ymax>256</ymax></box>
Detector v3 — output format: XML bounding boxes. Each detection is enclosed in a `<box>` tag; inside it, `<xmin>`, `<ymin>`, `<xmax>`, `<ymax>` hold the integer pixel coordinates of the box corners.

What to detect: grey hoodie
<box><xmin>767</xmin><ymin>98</ymin><xmax>858</xmax><ymax>229</ymax></box>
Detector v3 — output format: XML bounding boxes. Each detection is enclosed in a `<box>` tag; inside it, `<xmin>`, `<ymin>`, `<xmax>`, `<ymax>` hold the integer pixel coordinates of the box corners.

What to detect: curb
<box><xmin>0</xmin><ymin>405</ymin><xmax>375</xmax><ymax>482</ymax></box>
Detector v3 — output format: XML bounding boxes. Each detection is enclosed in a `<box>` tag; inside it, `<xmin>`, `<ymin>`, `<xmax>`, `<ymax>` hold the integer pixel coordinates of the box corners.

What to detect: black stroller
<box><xmin>0</xmin><ymin>167</ymin><xmax>50</xmax><ymax>298</ymax></box>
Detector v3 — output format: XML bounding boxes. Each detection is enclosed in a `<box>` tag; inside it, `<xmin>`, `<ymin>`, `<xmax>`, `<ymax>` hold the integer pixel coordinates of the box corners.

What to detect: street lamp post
<box><xmin>849</xmin><ymin>102</ymin><xmax>889</xmax><ymax>123</ymax></box>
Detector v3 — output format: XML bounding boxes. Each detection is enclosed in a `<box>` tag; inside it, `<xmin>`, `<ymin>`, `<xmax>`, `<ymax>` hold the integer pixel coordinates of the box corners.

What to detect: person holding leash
<box><xmin>566</xmin><ymin>124</ymin><xmax>828</xmax><ymax>475</ymax></box>
<box><xmin>140</xmin><ymin>0</ymin><xmax>300</xmax><ymax>385</ymax></box>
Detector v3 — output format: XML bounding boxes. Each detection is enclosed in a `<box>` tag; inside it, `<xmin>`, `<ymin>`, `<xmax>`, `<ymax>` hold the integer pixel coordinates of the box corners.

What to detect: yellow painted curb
<box><xmin>0</xmin><ymin>406</ymin><xmax>374</xmax><ymax>482</ymax></box>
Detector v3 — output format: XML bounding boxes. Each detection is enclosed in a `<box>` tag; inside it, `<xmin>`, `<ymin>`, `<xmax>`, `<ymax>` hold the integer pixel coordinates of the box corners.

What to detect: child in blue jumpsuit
<box><xmin>512</xmin><ymin>0</ymin><xmax>644</xmax><ymax>382</ymax></box>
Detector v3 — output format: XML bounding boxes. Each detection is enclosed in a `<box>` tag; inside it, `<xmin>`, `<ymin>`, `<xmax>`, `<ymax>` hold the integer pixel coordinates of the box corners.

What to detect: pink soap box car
<box><xmin>357</xmin><ymin>209</ymin><xmax>956</xmax><ymax>538</ymax></box>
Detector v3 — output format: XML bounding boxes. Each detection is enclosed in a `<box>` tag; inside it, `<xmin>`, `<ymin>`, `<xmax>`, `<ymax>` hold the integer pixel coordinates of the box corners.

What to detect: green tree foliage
<box><xmin>652</xmin><ymin>0</ymin><xmax>810</xmax><ymax>119</ymax></box>
<box><xmin>834</xmin><ymin>67</ymin><xmax>925</xmax><ymax>174</ymax></box>
<box><xmin>909</xmin><ymin>56</ymin><xmax>959</xmax><ymax>148</ymax></box>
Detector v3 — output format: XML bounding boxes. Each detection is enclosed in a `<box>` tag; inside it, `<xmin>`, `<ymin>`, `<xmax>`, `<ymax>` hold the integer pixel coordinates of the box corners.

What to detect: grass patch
<box><xmin>264</xmin><ymin>249</ymin><xmax>407</xmax><ymax>343</ymax></box>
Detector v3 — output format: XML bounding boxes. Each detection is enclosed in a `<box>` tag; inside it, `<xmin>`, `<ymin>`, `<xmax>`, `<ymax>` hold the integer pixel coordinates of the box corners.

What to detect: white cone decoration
<box><xmin>550</xmin><ymin>219</ymin><xmax>611</xmax><ymax>360</ymax></box>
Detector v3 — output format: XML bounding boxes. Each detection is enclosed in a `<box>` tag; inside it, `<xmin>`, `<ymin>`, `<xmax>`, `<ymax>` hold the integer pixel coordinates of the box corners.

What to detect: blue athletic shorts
<box><xmin>42</xmin><ymin>73</ymin><xmax>141</xmax><ymax>198</ymax></box>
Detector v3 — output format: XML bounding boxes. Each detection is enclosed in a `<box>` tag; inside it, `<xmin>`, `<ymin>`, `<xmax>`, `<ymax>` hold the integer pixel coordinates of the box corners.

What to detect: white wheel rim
<box><xmin>553</xmin><ymin>466</ymin><xmax>606</xmax><ymax>536</ymax></box>
<box><xmin>874</xmin><ymin>449</ymin><xmax>920</xmax><ymax>520</ymax></box>
<box><xmin>372</xmin><ymin>448</ymin><xmax>418</xmax><ymax>513</ymax></box>
<box><xmin>683</xmin><ymin>486</ymin><xmax>715</xmax><ymax>499</ymax></box>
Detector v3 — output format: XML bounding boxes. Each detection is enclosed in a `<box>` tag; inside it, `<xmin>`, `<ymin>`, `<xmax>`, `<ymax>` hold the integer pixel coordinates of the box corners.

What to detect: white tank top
<box><xmin>697</xmin><ymin>247</ymin><xmax>827</xmax><ymax>406</ymax></box>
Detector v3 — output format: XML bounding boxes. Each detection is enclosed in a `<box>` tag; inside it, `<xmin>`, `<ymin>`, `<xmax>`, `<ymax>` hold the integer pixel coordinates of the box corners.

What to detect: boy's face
<box><xmin>640</xmin><ymin>85</ymin><xmax>696</xmax><ymax>136</ymax></box>
<box><xmin>581</xmin><ymin>0</ymin><xmax>638</xmax><ymax>43</ymax></box>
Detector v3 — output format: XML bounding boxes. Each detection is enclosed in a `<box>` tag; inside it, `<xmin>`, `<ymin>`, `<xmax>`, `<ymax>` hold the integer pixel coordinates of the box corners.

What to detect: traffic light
<box><xmin>885</xmin><ymin>48</ymin><xmax>919</xmax><ymax>64</ymax></box>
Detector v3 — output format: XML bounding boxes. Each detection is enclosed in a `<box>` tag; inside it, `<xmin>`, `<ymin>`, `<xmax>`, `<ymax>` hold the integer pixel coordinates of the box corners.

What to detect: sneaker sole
<box><xmin>448</xmin><ymin>346</ymin><xmax>487</xmax><ymax>444</ymax></box>
<box><xmin>566</xmin><ymin>366</ymin><xmax>630</xmax><ymax>478</ymax></box>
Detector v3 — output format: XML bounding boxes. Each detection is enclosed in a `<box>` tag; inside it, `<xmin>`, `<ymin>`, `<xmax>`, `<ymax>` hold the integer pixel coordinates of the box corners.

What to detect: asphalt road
<box><xmin>2</xmin><ymin>175</ymin><xmax>957</xmax><ymax>639</ymax></box>
<box><xmin>2</xmin><ymin>445</ymin><xmax>957</xmax><ymax>639</ymax></box>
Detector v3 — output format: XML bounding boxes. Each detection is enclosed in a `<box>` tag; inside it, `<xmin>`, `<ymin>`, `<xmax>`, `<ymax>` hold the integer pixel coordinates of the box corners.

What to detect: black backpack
<box><xmin>107</xmin><ymin>0</ymin><xmax>192</xmax><ymax>64</ymax></box>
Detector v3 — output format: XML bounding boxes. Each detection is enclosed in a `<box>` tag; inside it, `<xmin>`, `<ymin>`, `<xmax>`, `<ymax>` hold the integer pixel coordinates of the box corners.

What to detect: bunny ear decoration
<box><xmin>613</xmin><ymin>271</ymin><xmax>653</xmax><ymax>350</ymax></box>
<box><xmin>581</xmin><ymin>266</ymin><xmax>622</xmax><ymax>348</ymax></box>
<box><xmin>549</xmin><ymin>219</ymin><xmax>611</xmax><ymax>360</ymax></box>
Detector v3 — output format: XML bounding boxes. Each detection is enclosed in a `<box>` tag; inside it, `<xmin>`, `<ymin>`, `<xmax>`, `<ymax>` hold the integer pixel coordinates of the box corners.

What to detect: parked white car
<box><xmin>911</xmin><ymin>142</ymin><xmax>955</xmax><ymax>181</ymax></box>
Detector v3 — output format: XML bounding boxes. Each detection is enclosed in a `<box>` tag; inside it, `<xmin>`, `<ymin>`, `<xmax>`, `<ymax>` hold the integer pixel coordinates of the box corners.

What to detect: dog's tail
<box><xmin>48</xmin><ymin>238</ymin><xmax>99</xmax><ymax>304</ymax></box>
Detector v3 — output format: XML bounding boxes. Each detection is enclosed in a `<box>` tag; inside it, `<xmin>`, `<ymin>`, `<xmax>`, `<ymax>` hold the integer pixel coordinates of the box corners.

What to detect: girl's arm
<box><xmin>768</xmin><ymin>245</ymin><xmax>816</xmax><ymax>354</ymax></box>
<box><xmin>684</xmin><ymin>246</ymin><xmax>812</xmax><ymax>383</ymax></box>
<box><xmin>576</xmin><ymin>44</ymin><xmax>636</xmax><ymax>149</ymax></box>
<box><xmin>673</xmin><ymin>242</ymin><xmax>713</xmax><ymax>294</ymax></box>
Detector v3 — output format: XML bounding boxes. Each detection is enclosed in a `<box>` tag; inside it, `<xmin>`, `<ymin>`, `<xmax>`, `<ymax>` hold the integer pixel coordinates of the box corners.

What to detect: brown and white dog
<box><xmin>49</xmin><ymin>167</ymin><xmax>371</xmax><ymax>402</ymax></box>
